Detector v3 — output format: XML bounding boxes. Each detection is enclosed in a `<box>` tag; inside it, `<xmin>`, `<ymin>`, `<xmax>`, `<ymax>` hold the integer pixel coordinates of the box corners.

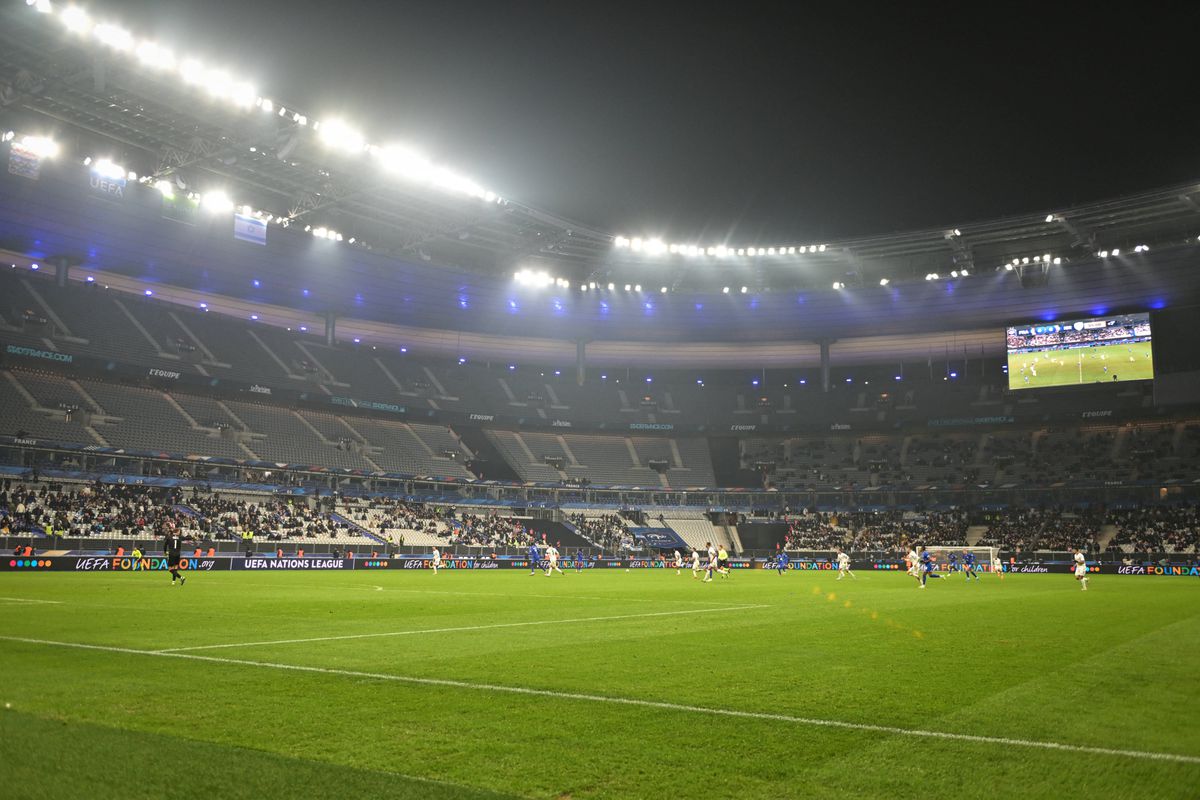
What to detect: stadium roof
<box><xmin>2</xmin><ymin>1</ymin><xmax>1199</xmax><ymax>296</ymax></box>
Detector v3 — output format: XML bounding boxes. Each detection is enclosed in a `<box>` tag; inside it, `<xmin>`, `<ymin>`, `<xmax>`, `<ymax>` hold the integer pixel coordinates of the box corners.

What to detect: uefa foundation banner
<box><xmin>3</xmin><ymin>556</ymin><xmax>1198</xmax><ymax>575</ymax></box>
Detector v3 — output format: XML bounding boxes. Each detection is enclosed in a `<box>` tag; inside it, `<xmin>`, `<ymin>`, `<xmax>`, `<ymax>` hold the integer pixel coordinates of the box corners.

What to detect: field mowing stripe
<box><xmin>0</xmin><ymin>597</ymin><xmax>64</xmax><ymax>604</ymax></box>
<box><xmin>152</xmin><ymin>604</ymin><xmax>771</xmax><ymax>652</ymax></box>
<box><xmin>3</xmin><ymin>634</ymin><xmax>1198</xmax><ymax>766</ymax></box>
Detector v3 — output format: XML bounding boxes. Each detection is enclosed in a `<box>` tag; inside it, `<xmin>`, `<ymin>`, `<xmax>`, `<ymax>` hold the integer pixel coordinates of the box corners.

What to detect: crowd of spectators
<box><xmin>1107</xmin><ymin>506</ymin><xmax>1199</xmax><ymax>553</ymax></box>
<box><xmin>781</xmin><ymin>513</ymin><xmax>844</xmax><ymax>550</ymax></box>
<box><xmin>0</xmin><ymin>481</ymin><xmax>187</xmax><ymax>538</ymax></box>
<box><xmin>569</xmin><ymin>514</ymin><xmax>632</xmax><ymax>552</ymax></box>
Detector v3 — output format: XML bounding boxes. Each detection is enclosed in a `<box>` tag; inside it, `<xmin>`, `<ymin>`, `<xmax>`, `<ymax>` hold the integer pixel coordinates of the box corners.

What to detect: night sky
<box><xmin>100</xmin><ymin>0</ymin><xmax>1198</xmax><ymax>243</ymax></box>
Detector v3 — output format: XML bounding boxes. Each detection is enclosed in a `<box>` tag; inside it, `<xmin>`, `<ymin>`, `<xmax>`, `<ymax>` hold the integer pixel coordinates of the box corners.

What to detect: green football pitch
<box><xmin>1</xmin><ymin>569</ymin><xmax>1197</xmax><ymax>799</ymax></box>
<box><xmin>1008</xmin><ymin>340</ymin><xmax>1154</xmax><ymax>389</ymax></box>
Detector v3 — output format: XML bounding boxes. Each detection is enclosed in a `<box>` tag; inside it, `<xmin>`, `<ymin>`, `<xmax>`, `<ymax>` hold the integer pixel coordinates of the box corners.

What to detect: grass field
<box><xmin>1</xmin><ymin>568</ymin><xmax>1197</xmax><ymax>799</ymax></box>
<box><xmin>1007</xmin><ymin>340</ymin><xmax>1154</xmax><ymax>389</ymax></box>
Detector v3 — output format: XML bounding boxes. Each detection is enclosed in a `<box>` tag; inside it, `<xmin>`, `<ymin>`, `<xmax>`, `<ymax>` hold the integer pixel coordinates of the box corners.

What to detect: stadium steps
<box><xmin>112</xmin><ymin>297</ymin><xmax>177</xmax><ymax>359</ymax></box>
<box><xmin>372</xmin><ymin>357</ymin><xmax>411</xmax><ymax>395</ymax></box>
<box><xmin>624</xmin><ymin>438</ymin><xmax>641</xmax><ymax>466</ymax></box>
<box><xmin>3</xmin><ymin>370</ymin><xmax>40</xmax><ymax>407</ymax></box>
<box><xmin>21</xmin><ymin>279</ymin><xmax>86</xmax><ymax>343</ymax></box>
<box><xmin>1097</xmin><ymin>524</ymin><xmax>1119</xmax><ymax>552</ymax></box>
<box><xmin>421</xmin><ymin>366</ymin><xmax>452</xmax><ymax>398</ymax></box>
<box><xmin>294</xmin><ymin>341</ymin><xmax>349</xmax><ymax>387</ymax></box>
<box><xmin>543</xmin><ymin>383</ymin><xmax>568</xmax><ymax>410</ymax></box>
<box><xmin>246</xmin><ymin>329</ymin><xmax>302</xmax><ymax>380</ymax></box>
<box><xmin>965</xmin><ymin>525</ymin><xmax>988</xmax><ymax>546</ymax></box>
<box><xmin>327</xmin><ymin>512</ymin><xmax>387</xmax><ymax>544</ymax></box>
<box><xmin>167</xmin><ymin>311</ymin><xmax>229</xmax><ymax>366</ymax></box>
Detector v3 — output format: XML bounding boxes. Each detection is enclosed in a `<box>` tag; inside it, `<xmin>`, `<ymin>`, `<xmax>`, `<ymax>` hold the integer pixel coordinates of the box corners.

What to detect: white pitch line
<box><xmin>3</xmin><ymin>634</ymin><xmax>1197</xmax><ymax>767</ymax></box>
<box><xmin>0</xmin><ymin>597</ymin><xmax>64</xmax><ymax>604</ymax></box>
<box><xmin>153</xmin><ymin>604</ymin><xmax>770</xmax><ymax>652</ymax></box>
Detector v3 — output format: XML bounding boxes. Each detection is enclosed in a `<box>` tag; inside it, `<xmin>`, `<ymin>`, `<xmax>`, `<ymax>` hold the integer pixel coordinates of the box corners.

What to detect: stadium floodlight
<box><xmin>1005</xmin><ymin>263</ymin><xmax>1014</xmax><ymax>271</ymax></box>
<box><xmin>950</xmin><ymin>270</ymin><xmax>959</xmax><ymax>278</ymax></box>
<box><xmin>1053</xmin><ymin>257</ymin><xmax>1062</xmax><ymax>265</ymax></box>
<box><xmin>200</xmin><ymin>190</ymin><xmax>233</xmax><ymax>214</ymax></box>
<box><xmin>613</xmin><ymin>236</ymin><xmax>629</xmax><ymax>248</ymax></box>
<box><xmin>736</xmin><ymin>248</ymin><xmax>745</xmax><ymax>256</ymax></box>
<box><xmin>787</xmin><ymin>246</ymin><xmax>796</xmax><ymax>254</ymax></box>
<box><xmin>60</xmin><ymin>6</ymin><xmax>92</xmax><ymax>33</ymax></box>
<box><xmin>668</xmin><ymin>243</ymin><xmax>679</xmax><ymax>254</ymax></box>
<box><xmin>952</xmin><ymin>228</ymin><xmax>962</xmax><ymax>236</ymax></box>
<box><xmin>660</xmin><ymin>286</ymin><xmax>668</xmax><ymax>293</ymax></box>
<box><xmin>1098</xmin><ymin>250</ymin><xmax>1109</xmax><ymax>258</ymax></box>
<box><xmin>31</xmin><ymin>0</ymin><xmax>52</xmax><ymax>13</ymax></box>
<box><xmin>17</xmin><ymin>135</ymin><xmax>59</xmax><ymax>158</ymax></box>
<box><xmin>960</xmin><ymin>268</ymin><xmax>969</xmax><ymax>276</ymax></box>
<box><xmin>634</xmin><ymin>284</ymin><xmax>642</xmax><ymax>292</ymax></box>
<box><xmin>136</xmin><ymin>41</ymin><xmax>175</xmax><ymax>70</ymax></box>
<box><xmin>832</xmin><ymin>281</ymin><xmax>844</xmax><ymax>290</ymax></box>
<box><xmin>740</xmin><ymin>286</ymin><xmax>748</xmax><ymax>293</ymax></box>
<box><xmin>624</xmin><ymin>284</ymin><xmax>632</xmax><ymax>291</ymax></box>
<box><xmin>514</xmin><ymin>269</ymin><xmax>554</xmax><ymax>288</ymax></box>
<box><xmin>818</xmin><ymin>244</ymin><xmax>827</xmax><ymax>252</ymax></box>
<box><xmin>607</xmin><ymin>282</ymin><xmax>615</xmax><ymax>290</ymax></box>
<box><xmin>630</xmin><ymin>237</ymin><xmax>644</xmax><ymax>252</ymax></box>
<box><xmin>879</xmin><ymin>278</ymin><xmax>889</xmax><ymax>286</ymax></box>
<box><xmin>1111</xmin><ymin>248</ymin><xmax>1120</xmax><ymax>256</ymax></box>
<box><xmin>93</xmin><ymin>22</ymin><xmax>133</xmax><ymax>51</ymax></box>
<box><xmin>377</xmin><ymin>145</ymin><xmax>436</xmax><ymax>182</ymax></box>
<box><xmin>645</xmin><ymin>238</ymin><xmax>666</xmax><ymax>255</ymax></box>
<box><xmin>1045</xmin><ymin>214</ymin><xmax>1056</xmax><ymax>223</ymax></box>
<box><xmin>180</xmin><ymin>58</ymin><xmax>206</xmax><ymax>86</ymax></box>
<box><xmin>767</xmin><ymin>247</ymin><xmax>776</xmax><ymax>255</ymax></box>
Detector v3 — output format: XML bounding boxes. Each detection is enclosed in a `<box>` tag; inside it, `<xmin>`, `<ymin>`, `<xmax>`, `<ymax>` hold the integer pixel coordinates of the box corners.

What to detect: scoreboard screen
<box><xmin>1006</xmin><ymin>312</ymin><xmax>1154</xmax><ymax>390</ymax></box>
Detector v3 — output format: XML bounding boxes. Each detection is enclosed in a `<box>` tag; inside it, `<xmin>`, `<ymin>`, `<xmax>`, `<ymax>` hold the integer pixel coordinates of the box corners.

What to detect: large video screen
<box><xmin>1007</xmin><ymin>312</ymin><xmax>1154</xmax><ymax>390</ymax></box>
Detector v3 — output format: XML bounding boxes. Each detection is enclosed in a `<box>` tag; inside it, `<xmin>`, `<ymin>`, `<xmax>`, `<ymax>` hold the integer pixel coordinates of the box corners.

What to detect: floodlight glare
<box><xmin>61</xmin><ymin>6</ymin><xmax>92</xmax><ymax>33</ymax></box>
<box><xmin>16</xmin><ymin>135</ymin><xmax>59</xmax><ymax>158</ymax></box>
<box><xmin>879</xmin><ymin>278</ymin><xmax>889</xmax><ymax>286</ymax></box>
<box><xmin>136</xmin><ymin>41</ymin><xmax>175</xmax><ymax>70</ymax></box>
<box><xmin>722</xmin><ymin>286</ymin><xmax>730</xmax><ymax>294</ymax></box>
<box><xmin>200</xmin><ymin>190</ymin><xmax>233</xmax><ymax>213</ymax></box>
<box><xmin>94</xmin><ymin>22</ymin><xmax>133</xmax><ymax>51</ymax></box>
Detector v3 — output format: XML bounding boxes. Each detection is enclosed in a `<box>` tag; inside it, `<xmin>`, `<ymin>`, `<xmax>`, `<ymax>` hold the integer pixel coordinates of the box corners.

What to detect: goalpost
<box><xmin>921</xmin><ymin>545</ymin><xmax>1000</xmax><ymax>572</ymax></box>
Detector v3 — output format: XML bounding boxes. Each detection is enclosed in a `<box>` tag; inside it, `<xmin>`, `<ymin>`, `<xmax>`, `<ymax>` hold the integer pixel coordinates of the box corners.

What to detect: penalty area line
<box><xmin>1</xmin><ymin>635</ymin><xmax>1198</xmax><ymax>767</ymax></box>
<box><xmin>152</xmin><ymin>604</ymin><xmax>771</xmax><ymax>652</ymax></box>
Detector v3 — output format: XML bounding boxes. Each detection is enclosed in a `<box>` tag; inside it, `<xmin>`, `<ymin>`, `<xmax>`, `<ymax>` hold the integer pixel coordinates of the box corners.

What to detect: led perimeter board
<box><xmin>1006</xmin><ymin>312</ymin><xmax>1153</xmax><ymax>390</ymax></box>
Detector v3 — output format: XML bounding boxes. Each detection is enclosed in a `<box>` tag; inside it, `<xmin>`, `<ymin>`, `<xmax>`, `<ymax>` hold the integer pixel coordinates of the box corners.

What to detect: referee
<box><xmin>164</xmin><ymin>527</ymin><xmax>186</xmax><ymax>586</ymax></box>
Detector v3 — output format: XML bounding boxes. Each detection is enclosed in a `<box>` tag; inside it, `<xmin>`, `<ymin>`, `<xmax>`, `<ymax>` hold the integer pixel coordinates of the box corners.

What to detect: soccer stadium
<box><xmin>1</xmin><ymin>3</ymin><xmax>1198</xmax><ymax>798</ymax></box>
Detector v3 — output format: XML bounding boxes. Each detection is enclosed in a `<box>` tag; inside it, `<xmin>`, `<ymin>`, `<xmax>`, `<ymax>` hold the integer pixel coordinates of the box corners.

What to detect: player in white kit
<box><xmin>836</xmin><ymin>549</ymin><xmax>855</xmax><ymax>580</ymax></box>
<box><xmin>431</xmin><ymin>547</ymin><xmax>442</xmax><ymax>575</ymax></box>
<box><xmin>673</xmin><ymin>549</ymin><xmax>683</xmax><ymax>575</ymax></box>
<box><xmin>545</xmin><ymin>545</ymin><xmax>564</xmax><ymax>576</ymax></box>
<box><xmin>992</xmin><ymin>554</ymin><xmax>1004</xmax><ymax>580</ymax></box>
<box><xmin>906</xmin><ymin>547</ymin><xmax>920</xmax><ymax>580</ymax></box>
<box><xmin>691</xmin><ymin>549</ymin><xmax>702</xmax><ymax>579</ymax></box>
<box><xmin>1073</xmin><ymin>549</ymin><xmax>1089</xmax><ymax>590</ymax></box>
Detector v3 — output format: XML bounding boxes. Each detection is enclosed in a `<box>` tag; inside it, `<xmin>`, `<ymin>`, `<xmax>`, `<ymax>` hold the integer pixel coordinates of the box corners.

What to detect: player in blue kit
<box><xmin>776</xmin><ymin>550</ymin><xmax>789</xmax><ymax>575</ymax></box>
<box><xmin>962</xmin><ymin>550</ymin><xmax>980</xmax><ymax>581</ymax></box>
<box><xmin>527</xmin><ymin>542</ymin><xmax>541</xmax><ymax>575</ymax></box>
<box><xmin>575</xmin><ymin>549</ymin><xmax>586</xmax><ymax>573</ymax></box>
<box><xmin>947</xmin><ymin>551</ymin><xmax>959</xmax><ymax>574</ymax></box>
<box><xmin>919</xmin><ymin>548</ymin><xmax>945</xmax><ymax>588</ymax></box>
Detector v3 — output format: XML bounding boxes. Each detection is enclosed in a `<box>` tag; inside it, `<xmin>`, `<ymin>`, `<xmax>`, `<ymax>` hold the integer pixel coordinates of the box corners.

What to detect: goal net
<box><xmin>919</xmin><ymin>546</ymin><xmax>1000</xmax><ymax>572</ymax></box>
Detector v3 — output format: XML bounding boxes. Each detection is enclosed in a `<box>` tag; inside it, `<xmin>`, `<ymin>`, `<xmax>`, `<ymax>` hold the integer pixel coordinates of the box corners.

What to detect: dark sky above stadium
<box><xmin>102</xmin><ymin>0</ymin><xmax>1197</xmax><ymax>242</ymax></box>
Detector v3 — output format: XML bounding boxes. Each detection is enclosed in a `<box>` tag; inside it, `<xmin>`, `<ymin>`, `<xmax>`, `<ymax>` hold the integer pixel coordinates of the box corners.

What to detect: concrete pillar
<box><xmin>324</xmin><ymin>311</ymin><xmax>336</xmax><ymax>346</ymax></box>
<box><xmin>575</xmin><ymin>340</ymin><xmax>587</xmax><ymax>387</ymax></box>
<box><xmin>54</xmin><ymin>256</ymin><xmax>69</xmax><ymax>288</ymax></box>
<box><xmin>819</xmin><ymin>339</ymin><xmax>832</xmax><ymax>393</ymax></box>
